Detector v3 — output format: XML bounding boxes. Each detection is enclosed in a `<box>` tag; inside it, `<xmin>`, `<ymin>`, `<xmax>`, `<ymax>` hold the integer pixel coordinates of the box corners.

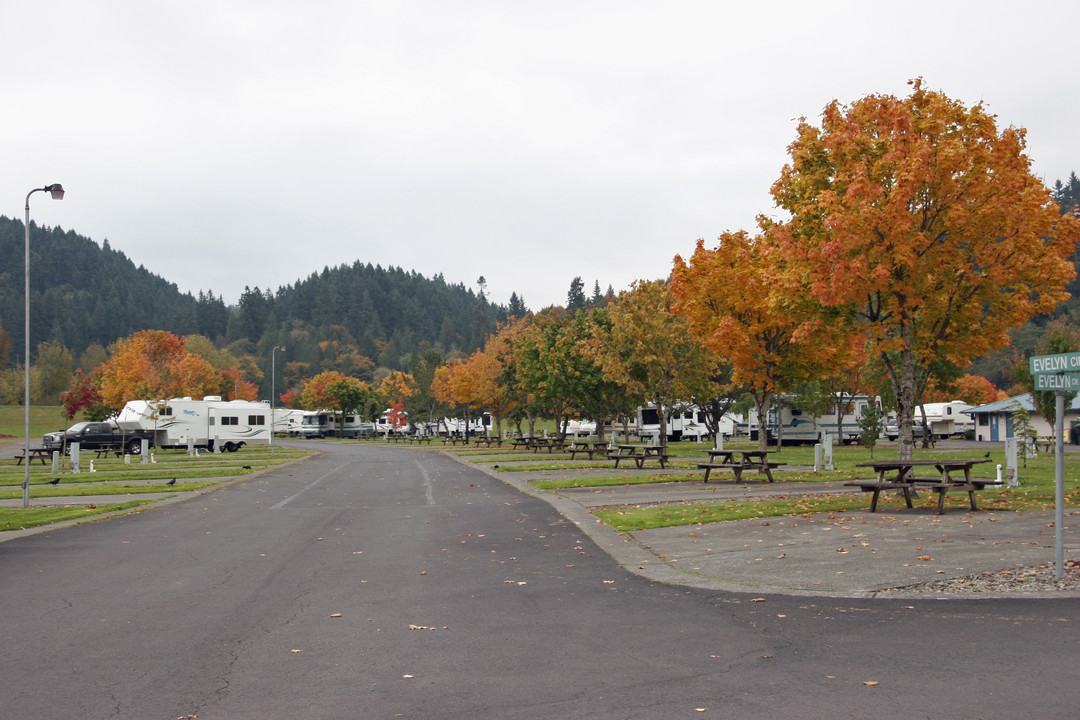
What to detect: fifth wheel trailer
<box><xmin>116</xmin><ymin>396</ymin><xmax>271</xmax><ymax>452</ymax></box>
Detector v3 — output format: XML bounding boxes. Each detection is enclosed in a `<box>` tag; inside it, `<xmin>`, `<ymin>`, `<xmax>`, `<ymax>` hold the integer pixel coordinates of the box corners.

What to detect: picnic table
<box><xmin>527</xmin><ymin>437</ymin><xmax>565</xmax><ymax>453</ymax></box>
<box><xmin>846</xmin><ymin>459</ymin><xmax>998</xmax><ymax>514</ymax></box>
<box><xmin>13</xmin><ymin>447</ymin><xmax>51</xmax><ymax>466</ymax></box>
<box><xmin>567</xmin><ymin>441</ymin><xmax>608</xmax><ymax>460</ymax></box>
<box><xmin>696</xmin><ymin>449</ymin><xmax>786</xmax><ymax>483</ymax></box>
<box><xmin>473</xmin><ymin>436</ymin><xmax>502</xmax><ymax>447</ymax></box>
<box><xmin>608</xmin><ymin>444</ymin><xmax>668</xmax><ymax>469</ymax></box>
<box><xmin>1033</xmin><ymin>436</ymin><xmax>1056</xmax><ymax>453</ymax></box>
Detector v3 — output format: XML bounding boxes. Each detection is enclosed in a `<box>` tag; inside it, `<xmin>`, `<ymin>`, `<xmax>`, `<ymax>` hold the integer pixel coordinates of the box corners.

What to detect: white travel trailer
<box><xmin>116</xmin><ymin>396</ymin><xmax>271</xmax><ymax>452</ymax></box>
<box><xmin>887</xmin><ymin>400</ymin><xmax>975</xmax><ymax>440</ymax></box>
<box><xmin>273</xmin><ymin>408</ymin><xmax>308</xmax><ymax>436</ymax></box>
<box><xmin>636</xmin><ymin>404</ymin><xmax>713</xmax><ymax>442</ymax></box>
<box><xmin>745</xmin><ymin>394</ymin><xmax>879</xmax><ymax>445</ymax></box>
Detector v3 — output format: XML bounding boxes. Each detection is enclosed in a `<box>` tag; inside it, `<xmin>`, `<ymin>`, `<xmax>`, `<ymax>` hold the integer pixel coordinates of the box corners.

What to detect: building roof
<box><xmin>965</xmin><ymin>392</ymin><xmax>1080</xmax><ymax>415</ymax></box>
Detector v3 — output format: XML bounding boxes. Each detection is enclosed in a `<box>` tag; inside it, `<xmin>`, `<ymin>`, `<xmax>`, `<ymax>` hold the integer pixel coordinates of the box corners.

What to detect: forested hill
<box><xmin>0</xmin><ymin>216</ymin><xmax>511</xmax><ymax>373</ymax></box>
<box><xmin>0</xmin><ymin>216</ymin><xmax>204</xmax><ymax>359</ymax></box>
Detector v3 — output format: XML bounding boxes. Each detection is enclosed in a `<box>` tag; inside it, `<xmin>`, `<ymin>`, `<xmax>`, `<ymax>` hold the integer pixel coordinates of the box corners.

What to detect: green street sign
<box><xmin>1030</xmin><ymin>352</ymin><xmax>1080</xmax><ymax>375</ymax></box>
<box><xmin>1034</xmin><ymin>373</ymin><xmax>1080</xmax><ymax>391</ymax></box>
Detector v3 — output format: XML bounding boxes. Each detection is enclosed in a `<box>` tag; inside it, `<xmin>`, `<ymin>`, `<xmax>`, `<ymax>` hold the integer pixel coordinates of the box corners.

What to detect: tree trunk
<box><xmin>896</xmin><ymin>320</ymin><xmax>917</xmax><ymax>462</ymax></box>
<box><xmin>754</xmin><ymin>391</ymin><xmax>772</xmax><ymax>453</ymax></box>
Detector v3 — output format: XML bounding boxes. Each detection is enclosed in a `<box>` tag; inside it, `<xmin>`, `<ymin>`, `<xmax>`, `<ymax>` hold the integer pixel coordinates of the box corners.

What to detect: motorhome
<box><xmin>744</xmin><ymin>394</ymin><xmax>879</xmax><ymax>445</ymax></box>
<box><xmin>116</xmin><ymin>396</ymin><xmax>271</xmax><ymax>452</ymax></box>
<box><xmin>300</xmin><ymin>411</ymin><xmax>377</xmax><ymax>438</ymax></box>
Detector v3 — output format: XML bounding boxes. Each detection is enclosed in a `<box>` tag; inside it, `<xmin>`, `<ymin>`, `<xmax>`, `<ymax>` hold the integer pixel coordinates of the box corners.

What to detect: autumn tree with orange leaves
<box><xmin>594</xmin><ymin>281</ymin><xmax>719</xmax><ymax>449</ymax></box>
<box><xmin>97</xmin><ymin>330</ymin><xmax>220</xmax><ymax>410</ymax></box>
<box><xmin>672</xmin><ymin>232</ymin><xmax>853</xmax><ymax>450</ymax></box>
<box><xmin>463</xmin><ymin>318</ymin><xmax>528</xmax><ymax>437</ymax></box>
<box><xmin>770</xmin><ymin>80</ymin><xmax>1080</xmax><ymax>459</ymax></box>
<box><xmin>431</xmin><ymin>360</ymin><xmax>482</xmax><ymax>436</ymax></box>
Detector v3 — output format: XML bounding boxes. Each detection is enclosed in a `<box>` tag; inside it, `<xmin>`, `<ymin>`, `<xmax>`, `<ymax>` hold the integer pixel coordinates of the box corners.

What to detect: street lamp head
<box><xmin>46</xmin><ymin>184</ymin><xmax>65</xmax><ymax>200</ymax></box>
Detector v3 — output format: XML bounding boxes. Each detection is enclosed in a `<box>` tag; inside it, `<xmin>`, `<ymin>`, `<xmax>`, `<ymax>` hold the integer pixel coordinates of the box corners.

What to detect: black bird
<box><xmin>166</xmin><ymin>478</ymin><xmax>176</xmax><ymax>486</ymax></box>
<box><xmin>242</xmin><ymin>465</ymin><xmax>252</xmax><ymax>470</ymax></box>
<box><xmin>47</xmin><ymin>478</ymin><xmax>60</xmax><ymax>485</ymax></box>
<box><xmin>984</xmin><ymin>452</ymin><xmax>991</xmax><ymax>458</ymax></box>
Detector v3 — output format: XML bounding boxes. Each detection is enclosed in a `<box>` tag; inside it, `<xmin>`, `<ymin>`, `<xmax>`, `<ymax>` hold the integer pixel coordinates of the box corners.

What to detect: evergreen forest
<box><xmin>0</xmin><ymin>215</ymin><xmax>520</xmax><ymax>400</ymax></box>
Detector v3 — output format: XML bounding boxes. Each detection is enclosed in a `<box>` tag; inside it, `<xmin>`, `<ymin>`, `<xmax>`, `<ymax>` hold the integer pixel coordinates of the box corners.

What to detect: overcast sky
<box><xmin>4</xmin><ymin>1</ymin><xmax>1077</xmax><ymax>311</ymax></box>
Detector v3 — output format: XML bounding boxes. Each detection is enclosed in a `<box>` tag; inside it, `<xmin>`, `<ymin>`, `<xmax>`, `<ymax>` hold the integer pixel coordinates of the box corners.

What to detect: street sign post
<box><xmin>1029</xmin><ymin>353</ymin><xmax>1073</xmax><ymax>580</ymax></box>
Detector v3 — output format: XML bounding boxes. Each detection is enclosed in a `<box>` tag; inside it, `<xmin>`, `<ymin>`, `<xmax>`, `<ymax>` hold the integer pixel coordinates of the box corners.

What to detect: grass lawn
<box><xmin>0</xmin><ymin>440</ymin><xmax>312</xmax><ymax>531</ymax></box>
<box><xmin>0</xmin><ymin>404</ymin><xmax>75</xmax><ymax>440</ymax></box>
<box><xmin>0</xmin><ymin>501</ymin><xmax>158</xmax><ymax>532</ymax></box>
<box><xmin>441</xmin><ymin>436</ymin><xmax>1080</xmax><ymax>530</ymax></box>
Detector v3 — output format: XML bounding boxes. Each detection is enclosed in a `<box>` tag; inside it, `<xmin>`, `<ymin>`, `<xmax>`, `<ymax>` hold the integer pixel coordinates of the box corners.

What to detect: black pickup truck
<box><xmin>42</xmin><ymin>421</ymin><xmax>155</xmax><ymax>455</ymax></box>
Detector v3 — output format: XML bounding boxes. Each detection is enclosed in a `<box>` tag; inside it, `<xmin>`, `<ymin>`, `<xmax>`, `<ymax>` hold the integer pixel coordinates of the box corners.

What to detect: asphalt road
<box><xmin>1</xmin><ymin>442</ymin><xmax>1078</xmax><ymax>719</ymax></box>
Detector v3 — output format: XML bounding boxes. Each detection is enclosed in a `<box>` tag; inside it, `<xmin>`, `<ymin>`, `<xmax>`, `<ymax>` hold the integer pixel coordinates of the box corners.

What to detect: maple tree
<box><xmin>509</xmin><ymin>308</ymin><xmax>605</xmax><ymax>440</ymax></box>
<box><xmin>219</xmin><ymin>367</ymin><xmax>260</xmax><ymax>401</ymax></box>
<box><xmin>59</xmin><ymin>368</ymin><xmax>109</xmax><ymax>421</ymax></box>
<box><xmin>431</xmin><ymin>360</ymin><xmax>482</xmax><ymax>435</ymax></box>
<box><xmin>924</xmin><ymin>373</ymin><xmax>1003</xmax><ymax>406</ymax></box>
<box><xmin>566</xmin><ymin>308</ymin><xmax>637</xmax><ymax>442</ymax></box>
<box><xmin>672</xmin><ymin>232</ymin><xmax>852</xmax><ymax>450</ymax></box>
<box><xmin>592</xmin><ymin>280</ymin><xmax>718</xmax><ymax>449</ymax></box>
<box><xmin>770</xmin><ymin>80</ymin><xmax>1080</xmax><ymax>459</ymax></box>
<box><xmin>463</xmin><ymin>318</ymin><xmax>528</xmax><ymax>437</ymax></box>
<box><xmin>96</xmin><ymin>330</ymin><xmax>220</xmax><ymax>410</ymax></box>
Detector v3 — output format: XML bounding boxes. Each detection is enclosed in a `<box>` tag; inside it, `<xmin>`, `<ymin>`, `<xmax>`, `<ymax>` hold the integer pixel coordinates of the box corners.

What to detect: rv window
<box><xmin>248</xmin><ymin>415</ymin><xmax>266</xmax><ymax>425</ymax></box>
<box><xmin>221</xmin><ymin>416</ymin><xmax>239</xmax><ymax>426</ymax></box>
<box><xmin>791</xmin><ymin>408</ymin><xmax>803</xmax><ymax>416</ymax></box>
<box><xmin>946</xmin><ymin>407</ymin><xmax>953</xmax><ymax>415</ymax></box>
<box><xmin>160</xmin><ymin>407</ymin><xmax>173</xmax><ymax>417</ymax></box>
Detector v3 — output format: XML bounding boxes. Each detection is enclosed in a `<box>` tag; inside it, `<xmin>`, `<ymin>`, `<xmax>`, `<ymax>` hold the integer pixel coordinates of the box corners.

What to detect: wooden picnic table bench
<box><xmin>697</xmin><ymin>449</ymin><xmax>786</xmax><ymax>483</ymax></box>
<box><xmin>1033</xmin><ymin>436</ymin><xmax>1056</xmax><ymax>452</ymax></box>
<box><xmin>13</xmin><ymin>447</ymin><xmax>52</xmax><ymax>465</ymax></box>
<box><xmin>528</xmin><ymin>437</ymin><xmax>565</xmax><ymax>453</ymax></box>
<box><xmin>567</xmin><ymin>441</ymin><xmax>608</xmax><ymax>460</ymax></box>
<box><xmin>846</xmin><ymin>459</ymin><xmax>997</xmax><ymax>514</ymax></box>
<box><xmin>608</xmin><ymin>444</ymin><xmax>669</xmax><ymax>469</ymax></box>
<box><xmin>473</xmin><ymin>436</ymin><xmax>502</xmax><ymax>447</ymax></box>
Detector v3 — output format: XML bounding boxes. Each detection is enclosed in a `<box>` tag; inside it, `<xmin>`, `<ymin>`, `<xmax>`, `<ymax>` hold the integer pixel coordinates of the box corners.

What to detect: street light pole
<box><xmin>23</xmin><ymin>184</ymin><xmax>64</xmax><ymax>509</ymax></box>
<box><xmin>271</xmin><ymin>346</ymin><xmax>284</xmax><ymax>449</ymax></box>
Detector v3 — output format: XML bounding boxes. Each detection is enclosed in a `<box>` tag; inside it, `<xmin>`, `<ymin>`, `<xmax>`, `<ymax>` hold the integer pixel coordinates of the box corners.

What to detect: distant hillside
<box><xmin>0</xmin><ymin>216</ymin><xmax>511</xmax><ymax>373</ymax></box>
<box><xmin>0</xmin><ymin>216</ymin><xmax>205</xmax><ymax>361</ymax></box>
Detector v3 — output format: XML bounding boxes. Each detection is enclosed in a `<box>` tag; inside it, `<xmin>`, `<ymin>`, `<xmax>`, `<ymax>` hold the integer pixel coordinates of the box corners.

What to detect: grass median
<box><xmin>443</xmin><ymin>439</ymin><xmax>1080</xmax><ymax>530</ymax></box>
<box><xmin>0</xmin><ymin>444</ymin><xmax>312</xmax><ymax>532</ymax></box>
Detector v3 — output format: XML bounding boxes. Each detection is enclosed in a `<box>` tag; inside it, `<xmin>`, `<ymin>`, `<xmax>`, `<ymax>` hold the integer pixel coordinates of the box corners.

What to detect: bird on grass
<box><xmin>47</xmin><ymin>478</ymin><xmax>60</xmax><ymax>485</ymax></box>
<box><xmin>166</xmin><ymin>478</ymin><xmax>176</xmax><ymax>486</ymax></box>
<box><xmin>242</xmin><ymin>465</ymin><xmax>252</xmax><ymax>470</ymax></box>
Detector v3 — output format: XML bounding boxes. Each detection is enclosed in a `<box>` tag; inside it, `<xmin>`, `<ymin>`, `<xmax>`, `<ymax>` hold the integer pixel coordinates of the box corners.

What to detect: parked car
<box><xmin>885</xmin><ymin>422</ymin><xmax>926</xmax><ymax>442</ymax></box>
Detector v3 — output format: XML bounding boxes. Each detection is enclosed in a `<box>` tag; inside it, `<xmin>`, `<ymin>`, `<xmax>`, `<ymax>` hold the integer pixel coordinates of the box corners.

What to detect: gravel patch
<box><xmin>879</xmin><ymin>559</ymin><xmax>1080</xmax><ymax>595</ymax></box>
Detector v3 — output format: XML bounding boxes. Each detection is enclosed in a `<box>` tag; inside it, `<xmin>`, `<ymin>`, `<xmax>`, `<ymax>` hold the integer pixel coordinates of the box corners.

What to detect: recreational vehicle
<box><xmin>635</xmin><ymin>405</ymin><xmax>714</xmax><ymax>442</ymax></box>
<box><xmin>116</xmin><ymin>396</ymin><xmax>271</xmax><ymax>452</ymax></box>
<box><xmin>744</xmin><ymin>394</ymin><xmax>879</xmax><ymax>445</ymax></box>
<box><xmin>299</xmin><ymin>411</ymin><xmax>377</xmax><ymax>438</ymax></box>
<box><xmin>886</xmin><ymin>401</ymin><xmax>975</xmax><ymax>440</ymax></box>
